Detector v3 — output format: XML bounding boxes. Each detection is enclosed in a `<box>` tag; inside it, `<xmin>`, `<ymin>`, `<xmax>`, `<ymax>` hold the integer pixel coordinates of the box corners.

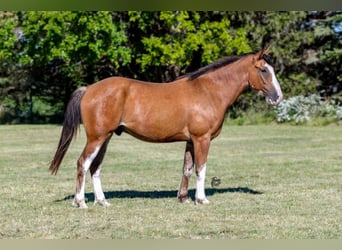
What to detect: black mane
<box><xmin>185</xmin><ymin>52</ymin><xmax>273</xmax><ymax>81</ymax></box>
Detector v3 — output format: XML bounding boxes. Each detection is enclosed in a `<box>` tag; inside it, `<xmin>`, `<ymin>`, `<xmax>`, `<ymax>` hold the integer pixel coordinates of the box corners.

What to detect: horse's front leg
<box><xmin>177</xmin><ymin>141</ymin><xmax>194</xmax><ymax>203</ymax></box>
<box><xmin>193</xmin><ymin>136</ymin><xmax>211</xmax><ymax>205</ymax></box>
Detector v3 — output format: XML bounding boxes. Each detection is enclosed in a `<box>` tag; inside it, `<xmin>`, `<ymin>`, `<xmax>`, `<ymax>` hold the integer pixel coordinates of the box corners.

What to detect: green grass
<box><xmin>0</xmin><ymin>124</ymin><xmax>341</xmax><ymax>239</ymax></box>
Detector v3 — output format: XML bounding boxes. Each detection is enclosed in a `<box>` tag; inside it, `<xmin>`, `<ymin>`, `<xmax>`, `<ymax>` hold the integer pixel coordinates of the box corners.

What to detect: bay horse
<box><xmin>50</xmin><ymin>49</ymin><xmax>283</xmax><ymax>208</ymax></box>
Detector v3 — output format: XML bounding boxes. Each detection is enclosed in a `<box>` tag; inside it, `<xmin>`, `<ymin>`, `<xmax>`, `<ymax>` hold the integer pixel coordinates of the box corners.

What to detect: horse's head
<box><xmin>248</xmin><ymin>49</ymin><xmax>283</xmax><ymax>105</ymax></box>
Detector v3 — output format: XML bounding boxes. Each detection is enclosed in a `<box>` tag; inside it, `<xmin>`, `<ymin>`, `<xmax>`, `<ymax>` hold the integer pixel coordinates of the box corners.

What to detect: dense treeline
<box><xmin>0</xmin><ymin>11</ymin><xmax>341</xmax><ymax>123</ymax></box>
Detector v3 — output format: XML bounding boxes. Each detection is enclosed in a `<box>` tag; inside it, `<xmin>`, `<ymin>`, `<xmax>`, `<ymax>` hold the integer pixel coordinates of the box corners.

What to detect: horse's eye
<box><xmin>260</xmin><ymin>68</ymin><xmax>267</xmax><ymax>73</ymax></box>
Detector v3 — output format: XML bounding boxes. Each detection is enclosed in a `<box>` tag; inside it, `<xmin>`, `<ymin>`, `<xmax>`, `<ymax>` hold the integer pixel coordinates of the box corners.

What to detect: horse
<box><xmin>50</xmin><ymin>49</ymin><xmax>283</xmax><ymax>208</ymax></box>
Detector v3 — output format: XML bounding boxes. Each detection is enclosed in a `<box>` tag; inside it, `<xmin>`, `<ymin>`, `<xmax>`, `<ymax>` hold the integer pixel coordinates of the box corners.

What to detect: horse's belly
<box><xmin>119</xmin><ymin>120</ymin><xmax>190</xmax><ymax>143</ymax></box>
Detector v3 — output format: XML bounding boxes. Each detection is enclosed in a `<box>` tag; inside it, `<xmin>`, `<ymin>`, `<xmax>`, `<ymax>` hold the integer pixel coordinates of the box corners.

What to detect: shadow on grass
<box><xmin>56</xmin><ymin>187</ymin><xmax>262</xmax><ymax>203</ymax></box>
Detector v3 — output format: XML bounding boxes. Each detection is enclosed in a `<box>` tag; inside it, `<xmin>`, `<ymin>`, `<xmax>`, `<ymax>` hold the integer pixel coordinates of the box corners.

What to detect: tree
<box><xmin>306</xmin><ymin>11</ymin><xmax>342</xmax><ymax>98</ymax></box>
<box><xmin>0</xmin><ymin>11</ymin><xmax>29</xmax><ymax>122</ymax></box>
<box><xmin>117</xmin><ymin>11</ymin><xmax>251</xmax><ymax>82</ymax></box>
<box><xmin>1</xmin><ymin>11</ymin><xmax>131</xmax><ymax>122</ymax></box>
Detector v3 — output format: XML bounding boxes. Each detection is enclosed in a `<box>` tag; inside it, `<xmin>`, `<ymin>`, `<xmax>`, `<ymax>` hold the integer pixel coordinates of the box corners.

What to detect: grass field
<box><xmin>0</xmin><ymin>124</ymin><xmax>341</xmax><ymax>239</ymax></box>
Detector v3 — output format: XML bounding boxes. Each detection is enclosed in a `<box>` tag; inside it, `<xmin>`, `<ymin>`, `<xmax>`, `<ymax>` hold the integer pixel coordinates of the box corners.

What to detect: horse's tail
<box><xmin>49</xmin><ymin>87</ymin><xmax>87</xmax><ymax>175</ymax></box>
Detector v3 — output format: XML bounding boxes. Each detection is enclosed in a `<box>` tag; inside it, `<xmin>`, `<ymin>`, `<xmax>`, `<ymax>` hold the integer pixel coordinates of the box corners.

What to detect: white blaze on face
<box><xmin>265</xmin><ymin>63</ymin><xmax>283</xmax><ymax>105</ymax></box>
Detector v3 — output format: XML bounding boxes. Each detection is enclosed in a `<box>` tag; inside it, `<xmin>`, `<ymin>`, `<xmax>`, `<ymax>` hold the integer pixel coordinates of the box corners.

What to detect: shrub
<box><xmin>274</xmin><ymin>94</ymin><xmax>342</xmax><ymax>124</ymax></box>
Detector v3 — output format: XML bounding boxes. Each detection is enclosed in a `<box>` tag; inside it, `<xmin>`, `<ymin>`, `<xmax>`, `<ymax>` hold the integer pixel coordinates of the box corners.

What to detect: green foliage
<box><xmin>313</xmin><ymin>13</ymin><xmax>342</xmax><ymax>94</ymax></box>
<box><xmin>0</xmin><ymin>12</ymin><xmax>17</xmax><ymax>63</ymax></box>
<box><xmin>129</xmin><ymin>11</ymin><xmax>251</xmax><ymax>81</ymax></box>
<box><xmin>20</xmin><ymin>11</ymin><xmax>131</xmax><ymax>82</ymax></box>
<box><xmin>279</xmin><ymin>73</ymin><xmax>318</xmax><ymax>98</ymax></box>
<box><xmin>0</xmin><ymin>11</ymin><xmax>131</xmax><ymax>123</ymax></box>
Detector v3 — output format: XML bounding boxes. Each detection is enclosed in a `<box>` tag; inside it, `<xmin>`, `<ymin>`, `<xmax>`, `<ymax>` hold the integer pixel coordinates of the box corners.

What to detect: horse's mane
<box><xmin>184</xmin><ymin>51</ymin><xmax>272</xmax><ymax>81</ymax></box>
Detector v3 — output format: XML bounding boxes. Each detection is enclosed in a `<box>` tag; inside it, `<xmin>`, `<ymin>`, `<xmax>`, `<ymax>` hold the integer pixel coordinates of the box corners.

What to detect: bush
<box><xmin>0</xmin><ymin>105</ymin><xmax>13</xmax><ymax>123</ymax></box>
<box><xmin>274</xmin><ymin>94</ymin><xmax>342</xmax><ymax>124</ymax></box>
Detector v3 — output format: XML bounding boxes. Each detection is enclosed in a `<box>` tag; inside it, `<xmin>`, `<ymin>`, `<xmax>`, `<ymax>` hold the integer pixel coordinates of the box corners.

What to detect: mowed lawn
<box><xmin>0</xmin><ymin>124</ymin><xmax>341</xmax><ymax>239</ymax></box>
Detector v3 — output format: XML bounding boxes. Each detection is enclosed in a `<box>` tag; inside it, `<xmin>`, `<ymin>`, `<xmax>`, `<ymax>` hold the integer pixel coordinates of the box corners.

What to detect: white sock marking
<box><xmin>75</xmin><ymin>146</ymin><xmax>100</xmax><ymax>202</ymax></box>
<box><xmin>195</xmin><ymin>163</ymin><xmax>207</xmax><ymax>201</ymax></box>
<box><xmin>92</xmin><ymin>164</ymin><xmax>106</xmax><ymax>202</ymax></box>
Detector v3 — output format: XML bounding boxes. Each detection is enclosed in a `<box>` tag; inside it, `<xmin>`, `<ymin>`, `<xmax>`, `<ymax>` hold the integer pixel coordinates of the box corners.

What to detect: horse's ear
<box><xmin>253</xmin><ymin>48</ymin><xmax>268</xmax><ymax>62</ymax></box>
<box><xmin>258</xmin><ymin>46</ymin><xmax>270</xmax><ymax>59</ymax></box>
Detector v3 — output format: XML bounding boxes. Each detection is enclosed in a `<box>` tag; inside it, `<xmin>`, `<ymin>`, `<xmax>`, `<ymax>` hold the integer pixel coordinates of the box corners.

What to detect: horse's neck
<box><xmin>207</xmin><ymin>58</ymin><xmax>250</xmax><ymax>108</ymax></box>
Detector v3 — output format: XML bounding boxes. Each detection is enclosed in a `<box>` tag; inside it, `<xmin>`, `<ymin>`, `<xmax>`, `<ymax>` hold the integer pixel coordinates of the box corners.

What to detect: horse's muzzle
<box><xmin>266</xmin><ymin>91</ymin><xmax>283</xmax><ymax>105</ymax></box>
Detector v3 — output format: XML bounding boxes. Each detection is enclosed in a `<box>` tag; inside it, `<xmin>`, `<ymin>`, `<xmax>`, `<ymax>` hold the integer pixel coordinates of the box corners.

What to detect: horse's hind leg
<box><xmin>177</xmin><ymin>141</ymin><xmax>194</xmax><ymax>203</ymax></box>
<box><xmin>89</xmin><ymin>138</ymin><xmax>111</xmax><ymax>207</ymax></box>
<box><xmin>73</xmin><ymin>137</ymin><xmax>108</xmax><ymax>208</ymax></box>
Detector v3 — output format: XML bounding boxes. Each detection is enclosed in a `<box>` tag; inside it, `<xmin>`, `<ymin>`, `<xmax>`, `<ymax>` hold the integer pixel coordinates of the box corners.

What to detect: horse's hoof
<box><xmin>72</xmin><ymin>199</ymin><xmax>88</xmax><ymax>208</ymax></box>
<box><xmin>177</xmin><ymin>196</ymin><xmax>191</xmax><ymax>204</ymax></box>
<box><xmin>195</xmin><ymin>198</ymin><xmax>210</xmax><ymax>205</ymax></box>
<box><xmin>179</xmin><ymin>198</ymin><xmax>191</xmax><ymax>204</ymax></box>
<box><xmin>94</xmin><ymin>199</ymin><xmax>111</xmax><ymax>207</ymax></box>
